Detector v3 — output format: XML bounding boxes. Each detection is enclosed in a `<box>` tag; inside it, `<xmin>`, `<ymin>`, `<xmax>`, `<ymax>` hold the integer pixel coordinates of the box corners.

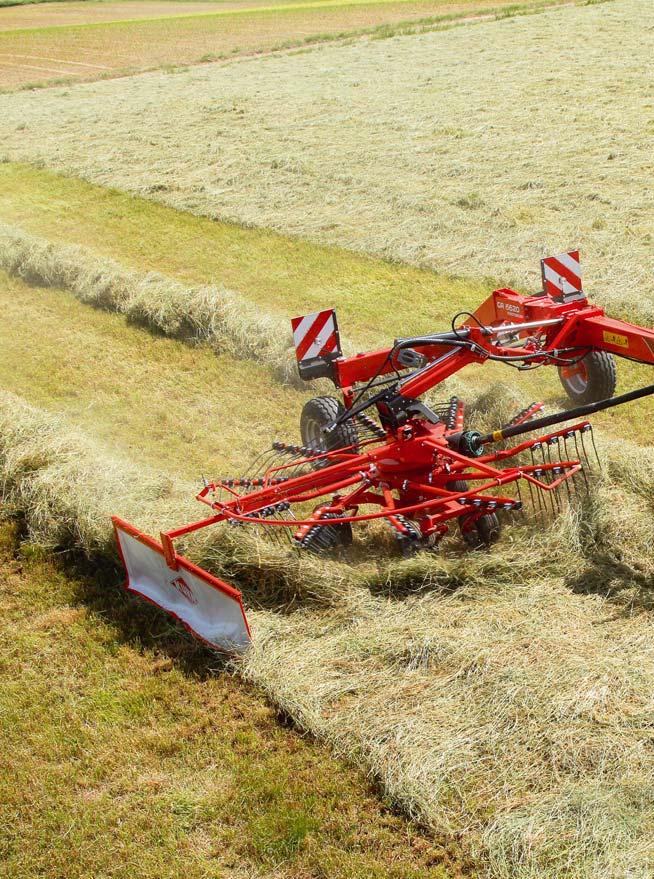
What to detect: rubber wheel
<box><xmin>558</xmin><ymin>351</ymin><xmax>616</xmax><ymax>405</ymax></box>
<box><xmin>300</xmin><ymin>396</ymin><xmax>358</xmax><ymax>453</ymax></box>
<box><xmin>461</xmin><ymin>513</ymin><xmax>501</xmax><ymax>549</ymax></box>
<box><xmin>449</xmin><ymin>480</ymin><xmax>501</xmax><ymax>549</ymax></box>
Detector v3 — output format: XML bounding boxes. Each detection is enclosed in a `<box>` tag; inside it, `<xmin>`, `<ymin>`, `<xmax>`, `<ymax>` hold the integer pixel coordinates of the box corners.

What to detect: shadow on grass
<box><xmin>566</xmin><ymin>554</ymin><xmax>654</xmax><ymax>614</ymax></box>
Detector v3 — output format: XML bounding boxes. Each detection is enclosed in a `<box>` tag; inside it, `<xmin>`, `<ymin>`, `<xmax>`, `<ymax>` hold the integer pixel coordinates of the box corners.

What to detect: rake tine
<box><xmin>515</xmin><ymin>480</ymin><xmax>526</xmax><ymax>519</ymax></box>
<box><xmin>589</xmin><ymin>425</ymin><xmax>603</xmax><ymax>472</ymax></box>
<box><xmin>563</xmin><ymin>434</ymin><xmax>579</xmax><ymax>500</ymax></box>
<box><xmin>578</xmin><ymin>430</ymin><xmax>595</xmax><ymax>493</ymax></box>
<box><xmin>556</xmin><ymin>437</ymin><xmax>573</xmax><ymax>505</ymax></box>
<box><xmin>539</xmin><ymin>442</ymin><xmax>558</xmax><ymax>517</ymax></box>
<box><xmin>529</xmin><ymin>446</ymin><xmax>546</xmax><ymax>521</ymax></box>
<box><xmin>545</xmin><ymin>441</ymin><xmax>558</xmax><ymax>510</ymax></box>
<box><xmin>573</xmin><ymin>431</ymin><xmax>591</xmax><ymax>495</ymax></box>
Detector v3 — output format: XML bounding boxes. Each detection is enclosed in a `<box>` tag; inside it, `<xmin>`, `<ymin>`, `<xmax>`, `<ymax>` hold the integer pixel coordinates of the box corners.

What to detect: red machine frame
<box><xmin>113</xmin><ymin>254</ymin><xmax>654</xmax><ymax>652</ymax></box>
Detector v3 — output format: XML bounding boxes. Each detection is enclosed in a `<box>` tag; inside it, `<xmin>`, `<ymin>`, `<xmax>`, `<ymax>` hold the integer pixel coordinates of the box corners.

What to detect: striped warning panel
<box><xmin>291</xmin><ymin>309</ymin><xmax>341</xmax><ymax>363</ymax></box>
<box><xmin>541</xmin><ymin>251</ymin><xmax>585</xmax><ymax>301</ymax></box>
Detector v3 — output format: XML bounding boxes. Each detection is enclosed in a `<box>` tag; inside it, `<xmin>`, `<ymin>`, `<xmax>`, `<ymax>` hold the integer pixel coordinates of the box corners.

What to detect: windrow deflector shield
<box><xmin>113</xmin><ymin>517</ymin><xmax>251</xmax><ymax>653</ymax></box>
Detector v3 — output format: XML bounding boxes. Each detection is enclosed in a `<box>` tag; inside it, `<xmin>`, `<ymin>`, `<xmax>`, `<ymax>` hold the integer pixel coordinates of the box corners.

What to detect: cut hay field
<box><xmin>1</xmin><ymin>0</ymin><xmax>650</xmax><ymax>321</ymax></box>
<box><xmin>3</xmin><ymin>0</ymin><xmax>654</xmax><ymax>875</ymax></box>
<box><xmin>3</xmin><ymin>245</ymin><xmax>654</xmax><ymax>877</ymax></box>
<box><xmin>1</xmin><ymin>163</ymin><xmax>652</xmax><ymax>440</ymax></box>
<box><xmin>0</xmin><ymin>0</ymin><xmax>555</xmax><ymax>90</ymax></box>
<box><xmin>0</xmin><ymin>270</ymin><xmax>309</xmax><ymax>478</ymax></box>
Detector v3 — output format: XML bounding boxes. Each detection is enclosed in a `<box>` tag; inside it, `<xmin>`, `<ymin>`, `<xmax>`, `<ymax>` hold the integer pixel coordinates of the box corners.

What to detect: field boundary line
<box><xmin>0</xmin><ymin>0</ymin><xmax>603</xmax><ymax>94</ymax></box>
<box><xmin>0</xmin><ymin>52</ymin><xmax>112</xmax><ymax>68</ymax></box>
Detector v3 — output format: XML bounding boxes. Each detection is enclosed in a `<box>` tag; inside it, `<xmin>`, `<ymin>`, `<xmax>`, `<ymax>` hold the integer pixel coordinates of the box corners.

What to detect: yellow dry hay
<box><xmin>0</xmin><ymin>223</ymin><xmax>299</xmax><ymax>384</ymax></box>
<box><xmin>0</xmin><ymin>1</ymin><xmax>652</xmax><ymax>325</ymax></box>
<box><xmin>2</xmin><ymin>388</ymin><xmax>654</xmax><ymax>877</ymax></box>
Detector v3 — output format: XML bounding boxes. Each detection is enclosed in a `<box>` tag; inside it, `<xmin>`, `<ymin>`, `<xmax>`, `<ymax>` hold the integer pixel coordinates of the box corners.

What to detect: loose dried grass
<box><xmin>2</xmin><ymin>392</ymin><xmax>654</xmax><ymax>877</ymax></box>
<box><xmin>0</xmin><ymin>390</ymin><xmax>189</xmax><ymax>556</ymax></box>
<box><xmin>1</xmin><ymin>2</ymin><xmax>652</xmax><ymax>322</ymax></box>
<box><xmin>0</xmin><ymin>223</ymin><xmax>299</xmax><ymax>385</ymax></box>
<box><xmin>244</xmin><ymin>502</ymin><xmax>654</xmax><ymax>877</ymax></box>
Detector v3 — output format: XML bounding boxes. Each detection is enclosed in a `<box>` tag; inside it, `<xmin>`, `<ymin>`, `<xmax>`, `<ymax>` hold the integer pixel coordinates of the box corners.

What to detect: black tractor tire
<box><xmin>300</xmin><ymin>396</ymin><xmax>358</xmax><ymax>453</ymax></box>
<box><xmin>558</xmin><ymin>351</ymin><xmax>617</xmax><ymax>406</ymax></box>
<box><xmin>449</xmin><ymin>480</ymin><xmax>501</xmax><ymax>549</ymax></box>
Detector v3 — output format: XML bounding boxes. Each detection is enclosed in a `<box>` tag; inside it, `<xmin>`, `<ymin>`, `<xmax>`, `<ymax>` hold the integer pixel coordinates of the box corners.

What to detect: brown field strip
<box><xmin>0</xmin><ymin>0</ymin><xmax>319</xmax><ymax>30</ymax></box>
<box><xmin>0</xmin><ymin>0</ymin><xmax>567</xmax><ymax>89</ymax></box>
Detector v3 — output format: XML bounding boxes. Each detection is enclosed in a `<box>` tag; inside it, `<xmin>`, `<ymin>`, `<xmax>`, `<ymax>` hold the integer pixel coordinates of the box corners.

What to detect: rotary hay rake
<box><xmin>113</xmin><ymin>252</ymin><xmax>654</xmax><ymax>652</ymax></box>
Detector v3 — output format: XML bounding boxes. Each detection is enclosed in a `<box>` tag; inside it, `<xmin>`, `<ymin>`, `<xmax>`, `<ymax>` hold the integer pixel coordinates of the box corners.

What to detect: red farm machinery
<box><xmin>113</xmin><ymin>252</ymin><xmax>654</xmax><ymax>652</ymax></box>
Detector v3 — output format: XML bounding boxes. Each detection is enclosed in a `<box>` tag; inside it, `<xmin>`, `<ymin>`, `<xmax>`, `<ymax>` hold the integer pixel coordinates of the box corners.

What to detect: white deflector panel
<box><xmin>113</xmin><ymin>518</ymin><xmax>251</xmax><ymax>653</ymax></box>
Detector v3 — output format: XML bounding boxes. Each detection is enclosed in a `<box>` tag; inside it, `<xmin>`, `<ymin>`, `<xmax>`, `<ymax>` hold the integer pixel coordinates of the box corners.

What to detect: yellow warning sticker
<box><xmin>603</xmin><ymin>330</ymin><xmax>629</xmax><ymax>349</ymax></box>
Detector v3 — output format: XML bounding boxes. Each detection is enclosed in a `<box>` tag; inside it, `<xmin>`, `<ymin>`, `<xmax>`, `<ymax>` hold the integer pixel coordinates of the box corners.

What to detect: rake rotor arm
<box><xmin>564</xmin><ymin>312</ymin><xmax>654</xmax><ymax>365</ymax></box>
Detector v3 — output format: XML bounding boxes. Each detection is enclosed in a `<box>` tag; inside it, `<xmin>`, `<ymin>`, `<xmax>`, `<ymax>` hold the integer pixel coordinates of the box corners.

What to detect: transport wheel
<box><xmin>449</xmin><ymin>480</ymin><xmax>501</xmax><ymax>549</ymax></box>
<box><xmin>300</xmin><ymin>396</ymin><xmax>358</xmax><ymax>453</ymax></box>
<box><xmin>558</xmin><ymin>351</ymin><xmax>616</xmax><ymax>405</ymax></box>
<box><xmin>460</xmin><ymin>513</ymin><xmax>501</xmax><ymax>549</ymax></box>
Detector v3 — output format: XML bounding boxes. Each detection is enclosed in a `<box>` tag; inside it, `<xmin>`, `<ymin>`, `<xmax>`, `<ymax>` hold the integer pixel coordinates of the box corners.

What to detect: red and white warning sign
<box><xmin>541</xmin><ymin>251</ymin><xmax>585</xmax><ymax>301</ymax></box>
<box><xmin>291</xmin><ymin>309</ymin><xmax>340</xmax><ymax>364</ymax></box>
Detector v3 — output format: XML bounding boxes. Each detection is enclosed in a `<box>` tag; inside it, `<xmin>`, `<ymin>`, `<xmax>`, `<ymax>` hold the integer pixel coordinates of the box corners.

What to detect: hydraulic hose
<box><xmin>449</xmin><ymin>382</ymin><xmax>654</xmax><ymax>456</ymax></box>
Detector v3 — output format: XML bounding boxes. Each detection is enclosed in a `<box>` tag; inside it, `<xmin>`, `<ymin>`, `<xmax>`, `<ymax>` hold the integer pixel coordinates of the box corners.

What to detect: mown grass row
<box><xmin>3</xmin><ymin>370</ymin><xmax>654</xmax><ymax>878</ymax></box>
<box><xmin>0</xmin><ymin>223</ymin><xmax>299</xmax><ymax>385</ymax></box>
<box><xmin>1</xmin><ymin>202</ymin><xmax>652</xmax><ymax>444</ymax></box>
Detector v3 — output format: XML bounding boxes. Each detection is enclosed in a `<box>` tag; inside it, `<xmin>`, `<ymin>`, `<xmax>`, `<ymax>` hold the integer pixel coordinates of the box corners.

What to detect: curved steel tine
<box><xmin>557</xmin><ymin>437</ymin><xmax>573</xmax><ymax>504</ymax></box>
<box><xmin>573</xmin><ymin>430</ymin><xmax>591</xmax><ymax>494</ymax></box>
<box><xmin>589</xmin><ymin>426</ymin><xmax>603</xmax><ymax>472</ymax></box>
<box><xmin>529</xmin><ymin>446</ymin><xmax>545</xmax><ymax>522</ymax></box>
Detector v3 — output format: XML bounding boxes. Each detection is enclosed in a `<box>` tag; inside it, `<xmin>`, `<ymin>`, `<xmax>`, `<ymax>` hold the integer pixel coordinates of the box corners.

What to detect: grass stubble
<box><xmin>0</xmin><ymin>528</ymin><xmax>466</xmax><ymax>879</ymax></box>
<box><xmin>1</xmin><ymin>300</ymin><xmax>653</xmax><ymax>876</ymax></box>
<box><xmin>1</xmin><ymin>215</ymin><xmax>651</xmax><ymax>442</ymax></box>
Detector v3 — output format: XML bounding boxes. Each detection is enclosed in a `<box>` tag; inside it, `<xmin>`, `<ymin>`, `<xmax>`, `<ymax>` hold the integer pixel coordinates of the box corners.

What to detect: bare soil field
<box><xmin>1</xmin><ymin>0</ymin><xmax>650</xmax><ymax>320</ymax></box>
<box><xmin>0</xmin><ymin>0</ymin><xmax>333</xmax><ymax>29</ymax></box>
<box><xmin>0</xmin><ymin>0</ymin><xmax>552</xmax><ymax>89</ymax></box>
